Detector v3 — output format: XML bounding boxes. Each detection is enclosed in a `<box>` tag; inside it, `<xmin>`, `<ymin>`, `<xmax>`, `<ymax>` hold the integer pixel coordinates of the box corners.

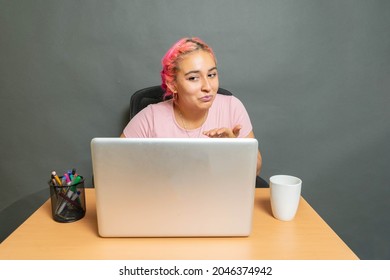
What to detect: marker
<box><xmin>63</xmin><ymin>173</ymin><xmax>71</xmax><ymax>186</ymax></box>
<box><xmin>69</xmin><ymin>191</ymin><xmax>82</xmax><ymax>213</ymax></box>
<box><xmin>51</xmin><ymin>171</ymin><xmax>62</xmax><ymax>186</ymax></box>
<box><xmin>67</xmin><ymin>170</ymin><xmax>73</xmax><ymax>181</ymax></box>
<box><xmin>58</xmin><ymin>190</ymin><xmax>80</xmax><ymax>214</ymax></box>
<box><xmin>71</xmin><ymin>176</ymin><xmax>82</xmax><ymax>205</ymax></box>
<box><xmin>51</xmin><ymin>178</ymin><xmax>57</xmax><ymax>186</ymax></box>
<box><xmin>61</xmin><ymin>176</ymin><xmax>67</xmax><ymax>186</ymax></box>
<box><xmin>72</xmin><ymin>169</ymin><xmax>78</xmax><ymax>180</ymax></box>
<box><xmin>67</xmin><ymin>184</ymin><xmax>77</xmax><ymax>198</ymax></box>
<box><xmin>70</xmin><ymin>175</ymin><xmax>82</xmax><ymax>186</ymax></box>
<box><xmin>56</xmin><ymin>185</ymin><xmax>78</xmax><ymax>214</ymax></box>
<box><xmin>70</xmin><ymin>191</ymin><xmax>81</xmax><ymax>202</ymax></box>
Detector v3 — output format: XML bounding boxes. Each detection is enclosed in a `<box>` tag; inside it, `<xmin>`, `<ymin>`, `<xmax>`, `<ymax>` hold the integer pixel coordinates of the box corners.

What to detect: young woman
<box><xmin>121</xmin><ymin>37</ymin><xmax>262</xmax><ymax>175</ymax></box>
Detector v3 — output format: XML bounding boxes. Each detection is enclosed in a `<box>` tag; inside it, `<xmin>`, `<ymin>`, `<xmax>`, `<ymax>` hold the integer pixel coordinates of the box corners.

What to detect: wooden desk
<box><xmin>0</xmin><ymin>189</ymin><xmax>358</xmax><ymax>260</ymax></box>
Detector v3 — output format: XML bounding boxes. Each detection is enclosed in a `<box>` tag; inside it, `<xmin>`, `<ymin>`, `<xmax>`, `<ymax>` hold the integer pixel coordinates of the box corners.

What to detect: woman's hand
<box><xmin>203</xmin><ymin>125</ymin><xmax>242</xmax><ymax>138</ymax></box>
<box><xmin>204</xmin><ymin>127</ymin><xmax>262</xmax><ymax>175</ymax></box>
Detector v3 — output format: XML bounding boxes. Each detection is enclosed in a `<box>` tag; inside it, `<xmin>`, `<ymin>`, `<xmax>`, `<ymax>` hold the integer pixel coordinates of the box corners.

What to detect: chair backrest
<box><xmin>129</xmin><ymin>85</ymin><xmax>233</xmax><ymax>120</ymax></box>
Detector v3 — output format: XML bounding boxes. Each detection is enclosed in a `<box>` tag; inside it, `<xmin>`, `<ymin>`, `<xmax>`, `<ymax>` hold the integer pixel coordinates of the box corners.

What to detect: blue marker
<box><xmin>68</xmin><ymin>170</ymin><xmax>73</xmax><ymax>181</ymax></box>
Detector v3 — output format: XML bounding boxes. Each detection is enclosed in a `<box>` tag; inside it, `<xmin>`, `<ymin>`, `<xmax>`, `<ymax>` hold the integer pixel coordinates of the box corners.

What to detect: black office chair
<box><xmin>129</xmin><ymin>85</ymin><xmax>269</xmax><ymax>188</ymax></box>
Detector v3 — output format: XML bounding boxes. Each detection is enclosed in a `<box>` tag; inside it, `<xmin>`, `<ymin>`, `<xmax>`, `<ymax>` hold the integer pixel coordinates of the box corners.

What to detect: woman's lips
<box><xmin>199</xmin><ymin>95</ymin><xmax>213</xmax><ymax>102</ymax></box>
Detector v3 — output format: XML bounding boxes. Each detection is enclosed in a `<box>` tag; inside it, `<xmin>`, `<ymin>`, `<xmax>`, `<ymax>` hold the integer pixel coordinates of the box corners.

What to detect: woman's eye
<box><xmin>209</xmin><ymin>72</ymin><xmax>217</xmax><ymax>78</ymax></box>
<box><xmin>187</xmin><ymin>76</ymin><xmax>199</xmax><ymax>81</ymax></box>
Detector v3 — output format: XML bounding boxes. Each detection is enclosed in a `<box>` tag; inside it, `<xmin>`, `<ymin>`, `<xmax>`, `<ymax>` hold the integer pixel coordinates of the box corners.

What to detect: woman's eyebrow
<box><xmin>184</xmin><ymin>67</ymin><xmax>218</xmax><ymax>76</ymax></box>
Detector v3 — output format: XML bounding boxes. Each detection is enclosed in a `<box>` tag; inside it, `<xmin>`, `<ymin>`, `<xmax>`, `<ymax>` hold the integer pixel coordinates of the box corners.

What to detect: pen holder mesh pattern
<box><xmin>49</xmin><ymin>176</ymin><xmax>86</xmax><ymax>223</ymax></box>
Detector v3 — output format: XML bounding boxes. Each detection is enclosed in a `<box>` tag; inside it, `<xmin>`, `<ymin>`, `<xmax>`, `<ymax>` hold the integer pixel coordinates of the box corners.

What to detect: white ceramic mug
<box><xmin>270</xmin><ymin>175</ymin><xmax>302</xmax><ymax>221</ymax></box>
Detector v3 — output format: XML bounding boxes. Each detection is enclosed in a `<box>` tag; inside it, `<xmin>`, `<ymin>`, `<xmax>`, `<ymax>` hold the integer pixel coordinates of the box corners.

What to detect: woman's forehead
<box><xmin>176</xmin><ymin>50</ymin><xmax>216</xmax><ymax>73</ymax></box>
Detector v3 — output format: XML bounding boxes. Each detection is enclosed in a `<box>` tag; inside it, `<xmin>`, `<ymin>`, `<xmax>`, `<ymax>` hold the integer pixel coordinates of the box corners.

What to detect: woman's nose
<box><xmin>201</xmin><ymin>77</ymin><xmax>212</xmax><ymax>92</ymax></box>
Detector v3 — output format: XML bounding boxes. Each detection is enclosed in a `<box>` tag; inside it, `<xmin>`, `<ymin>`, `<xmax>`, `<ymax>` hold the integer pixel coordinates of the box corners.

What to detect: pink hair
<box><xmin>160</xmin><ymin>37</ymin><xmax>217</xmax><ymax>99</ymax></box>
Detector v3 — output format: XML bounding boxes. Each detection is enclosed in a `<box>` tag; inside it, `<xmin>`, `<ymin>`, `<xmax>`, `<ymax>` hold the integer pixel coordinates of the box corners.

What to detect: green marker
<box><xmin>70</xmin><ymin>175</ymin><xmax>82</xmax><ymax>186</ymax></box>
<box><xmin>56</xmin><ymin>178</ymin><xmax>81</xmax><ymax>214</ymax></box>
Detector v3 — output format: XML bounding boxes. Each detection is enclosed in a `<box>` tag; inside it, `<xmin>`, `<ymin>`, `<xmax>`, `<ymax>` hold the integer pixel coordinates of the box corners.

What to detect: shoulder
<box><xmin>130</xmin><ymin>99</ymin><xmax>172</xmax><ymax>125</ymax></box>
<box><xmin>123</xmin><ymin>100</ymin><xmax>173</xmax><ymax>137</ymax></box>
<box><xmin>149</xmin><ymin>99</ymin><xmax>173</xmax><ymax>113</ymax></box>
<box><xmin>136</xmin><ymin>99</ymin><xmax>173</xmax><ymax>118</ymax></box>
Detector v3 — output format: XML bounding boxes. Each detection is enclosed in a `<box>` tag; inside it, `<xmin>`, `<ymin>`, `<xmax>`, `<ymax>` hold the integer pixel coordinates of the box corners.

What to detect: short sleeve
<box><xmin>123</xmin><ymin>106</ymin><xmax>154</xmax><ymax>137</ymax></box>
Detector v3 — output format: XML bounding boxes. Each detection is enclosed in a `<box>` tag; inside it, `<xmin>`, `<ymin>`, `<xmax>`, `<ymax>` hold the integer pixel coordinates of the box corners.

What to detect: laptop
<box><xmin>91</xmin><ymin>137</ymin><xmax>258</xmax><ymax>237</ymax></box>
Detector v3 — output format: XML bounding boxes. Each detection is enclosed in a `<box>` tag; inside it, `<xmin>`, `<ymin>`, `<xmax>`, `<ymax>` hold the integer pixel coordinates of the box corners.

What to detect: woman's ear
<box><xmin>167</xmin><ymin>82</ymin><xmax>177</xmax><ymax>94</ymax></box>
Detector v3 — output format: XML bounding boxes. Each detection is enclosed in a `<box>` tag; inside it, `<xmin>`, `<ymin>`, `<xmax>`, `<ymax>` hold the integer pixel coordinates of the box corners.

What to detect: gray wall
<box><xmin>1</xmin><ymin>0</ymin><xmax>389</xmax><ymax>259</ymax></box>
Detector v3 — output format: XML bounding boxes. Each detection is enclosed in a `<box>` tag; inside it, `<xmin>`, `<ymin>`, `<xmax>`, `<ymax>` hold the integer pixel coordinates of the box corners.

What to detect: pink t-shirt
<box><xmin>123</xmin><ymin>94</ymin><xmax>253</xmax><ymax>138</ymax></box>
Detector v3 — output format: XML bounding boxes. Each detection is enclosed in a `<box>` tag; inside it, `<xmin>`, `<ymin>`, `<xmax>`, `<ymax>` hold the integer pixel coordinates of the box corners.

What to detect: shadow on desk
<box><xmin>255</xmin><ymin>196</ymin><xmax>273</xmax><ymax>217</ymax></box>
<box><xmin>0</xmin><ymin>188</ymin><xmax>49</xmax><ymax>243</ymax></box>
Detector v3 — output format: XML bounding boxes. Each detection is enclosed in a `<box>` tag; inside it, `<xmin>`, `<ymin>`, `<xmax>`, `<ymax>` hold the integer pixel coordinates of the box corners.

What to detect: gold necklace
<box><xmin>176</xmin><ymin>105</ymin><xmax>207</xmax><ymax>138</ymax></box>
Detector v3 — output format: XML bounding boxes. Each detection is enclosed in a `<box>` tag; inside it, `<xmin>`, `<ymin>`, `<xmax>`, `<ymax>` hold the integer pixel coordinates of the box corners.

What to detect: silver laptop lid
<box><xmin>91</xmin><ymin>138</ymin><xmax>258</xmax><ymax>237</ymax></box>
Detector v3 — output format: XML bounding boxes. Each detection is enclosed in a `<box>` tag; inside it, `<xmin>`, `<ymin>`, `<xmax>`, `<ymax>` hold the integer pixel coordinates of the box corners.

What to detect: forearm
<box><xmin>245</xmin><ymin>131</ymin><xmax>262</xmax><ymax>176</ymax></box>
